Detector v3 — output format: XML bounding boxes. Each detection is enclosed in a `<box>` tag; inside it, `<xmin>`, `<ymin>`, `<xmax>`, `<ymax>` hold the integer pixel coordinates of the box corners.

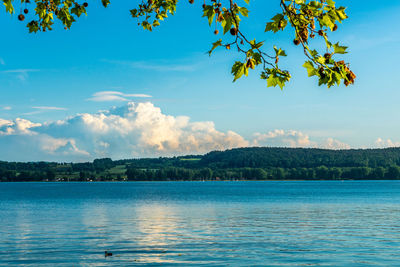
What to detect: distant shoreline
<box><xmin>2</xmin><ymin>147</ymin><xmax>400</xmax><ymax>182</ymax></box>
<box><xmin>2</xmin><ymin>179</ymin><xmax>398</xmax><ymax>182</ymax></box>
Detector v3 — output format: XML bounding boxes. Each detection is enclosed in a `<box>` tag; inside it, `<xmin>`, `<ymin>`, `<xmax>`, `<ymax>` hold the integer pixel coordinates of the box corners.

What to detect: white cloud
<box><xmin>375</xmin><ymin>138</ymin><xmax>400</xmax><ymax>148</ymax></box>
<box><xmin>0</xmin><ymin>102</ymin><xmax>352</xmax><ymax>162</ymax></box>
<box><xmin>320</xmin><ymin>138</ymin><xmax>351</xmax><ymax>150</ymax></box>
<box><xmin>252</xmin><ymin>129</ymin><xmax>314</xmax><ymax>147</ymax></box>
<box><xmin>88</xmin><ymin>91</ymin><xmax>152</xmax><ymax>102</ymax></box>
<box><xmin>252</xmin><ymin>129</ymin><xmax>350</xmax><ymax>150</ymax></box>
<box><xmin>2</xmin><ymin>106</ymin><xmax>11</xmax><ymax>110</ymax></box>
<box><xmin>32</xmin><ymin>106</ymin><xmax>68</xmax><ymax>111</ymax></box>
<box><xmin>23</xmin><ymin>106</ymin><xmax>68</xmax><ymax>115</ymax></box>
<box><xmin>3</xmin><ymin>69</ymin><xmax>39</xmax><ymax>81</ymax></box>
<box><xmin>0</xmin><ymin>58</ymin><xmax>5</xmax><ymax>65</ymax></box>
<box><xmin>0</xmin><ymin>102</ymin><xmax>248</xmax><ymax>161</ymax></box>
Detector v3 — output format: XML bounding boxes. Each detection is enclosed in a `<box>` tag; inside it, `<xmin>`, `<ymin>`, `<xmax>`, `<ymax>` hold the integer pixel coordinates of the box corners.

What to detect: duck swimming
<box><xmin>104</xmin><ymin>251</ymin><xmax>113</xmax><ymax>257</ymax></box>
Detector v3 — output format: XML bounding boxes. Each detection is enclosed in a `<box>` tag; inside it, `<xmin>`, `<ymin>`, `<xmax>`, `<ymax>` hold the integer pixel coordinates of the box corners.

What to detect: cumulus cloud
<box><xmin>375</xmin><ymin>138</ymin><xmax>400</xmax><ymax>148</ymax></box>
<box><xmin>0</xmin><ymin>102</ymin><xmax>248</xmax><ymax>161</ymax></box>
<box><xmin>0</xmin><ymin>102</ymin><xmax>352</xmax><ymax>162</ymax></box>
<box><xmin>88</xmin><ymin>91</ymin><xmax>152</xmax><ymax>102</ymax></box>
<box><xmin>320</xmin><ymin>137</ymin><xmax>350</xmax><ymax>150</ymax></box>
<box><xmin>252</xmin><ymin>129</ymin><xmax>349</xmax><ymax>149</ymax></box>
<box><xmin>253</xmin><ymin>129</ymin><xmax>313</xmax><ymax>147</ymax></box>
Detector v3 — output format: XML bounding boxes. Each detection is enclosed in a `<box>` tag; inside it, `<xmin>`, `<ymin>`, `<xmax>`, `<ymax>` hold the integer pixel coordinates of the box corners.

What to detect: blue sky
<box><xmin>0</xmin><ymin>0</ymin><xmax>400</xmax><ymax>161</ymax></box>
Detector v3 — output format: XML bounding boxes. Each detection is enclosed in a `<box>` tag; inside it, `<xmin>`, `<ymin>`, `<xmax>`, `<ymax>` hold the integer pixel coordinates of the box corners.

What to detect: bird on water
<box><xmin>105</xmin><ymin>251</ymin><xmax>113</xmax><ymax>257</ymax></box>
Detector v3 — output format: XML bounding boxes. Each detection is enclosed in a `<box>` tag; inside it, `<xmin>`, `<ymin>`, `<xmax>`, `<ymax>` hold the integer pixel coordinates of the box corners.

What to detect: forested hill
<box><xmin>2</xmin><ymin>147</ymin><xmax>400</xmax><ymax>181</ymax></box>
<box><xmin>200</xmin><ymin>147</ymin><xmax>400</xmax><ymax>168</ymax></box>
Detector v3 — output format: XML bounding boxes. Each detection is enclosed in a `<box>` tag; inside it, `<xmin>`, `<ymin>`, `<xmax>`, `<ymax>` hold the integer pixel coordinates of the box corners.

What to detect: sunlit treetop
<box><xmin>3</xmin><ymin>0</ymin><xmax>355</xmax><ymax>89</ymax></box>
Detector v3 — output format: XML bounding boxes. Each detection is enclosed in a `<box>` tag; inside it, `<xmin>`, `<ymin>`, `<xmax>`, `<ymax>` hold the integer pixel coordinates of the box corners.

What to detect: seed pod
<box><xmin>83</xmin><ymin>2</ymin><xmax>88</xmax><ymax>7</ymax></box>
<box><xmin>214</xmin><ymin>29</ymin><xmax>219</xmax><ymax>35</ymax></box>
<box><xmin>18</xmin><ymin>14</ymin><xmax>25</xmax><ymax>21</ymax></box>
<box><xmin>189</xmin><ymin>0</ymin><xmax>194</xmax><ymax>4</ymax></box>
<box><xmin>293</xmin><ymin>39</ymin><xmax>300</xmax><ymax>45</ymax></box>
<box><xmin>229</xmin><ymin>27</ymin><xmax>237</xmax><ymax>36</ymax></box>
<box><xmin>324</xmin><ymin>53</ymin><xmax>331</xmax><ymax>60</ymax></box>
<box><xmin>24</xmin><ymin>8</ymin><xmax>29</xmax><ymax>14</ymax></box>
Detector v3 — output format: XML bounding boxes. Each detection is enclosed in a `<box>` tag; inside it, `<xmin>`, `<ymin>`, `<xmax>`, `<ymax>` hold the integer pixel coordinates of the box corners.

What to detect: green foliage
<box><xmin>3</xmin><ymin>0</ymin><xmax>355</xmax><ymax>88</ymax></box>
<box><xmin>3</xmin><ymin>148</ymin><xmax>400</xmax><ymax>182</ymax></box>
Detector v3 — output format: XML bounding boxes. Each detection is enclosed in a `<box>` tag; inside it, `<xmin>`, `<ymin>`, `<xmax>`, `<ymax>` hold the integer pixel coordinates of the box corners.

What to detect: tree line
<box><xmin>2</xmin><ymin>147</ymin><xmax>400</xmax><ymax>181</ymax></box>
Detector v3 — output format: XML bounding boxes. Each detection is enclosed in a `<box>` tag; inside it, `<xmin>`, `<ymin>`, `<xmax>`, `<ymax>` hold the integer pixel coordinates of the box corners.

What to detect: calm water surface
<box><xmin>1</xmin><ymin>181</ymin><xmax>400</xmax><ymax>266</ymax></box>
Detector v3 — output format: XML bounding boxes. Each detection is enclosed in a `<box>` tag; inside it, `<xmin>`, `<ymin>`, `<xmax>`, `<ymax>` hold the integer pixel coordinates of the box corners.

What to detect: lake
<box><xmin>1</xmin><ymin>181</ymin><xmax>400</xmax><ymax>266</ymax></box>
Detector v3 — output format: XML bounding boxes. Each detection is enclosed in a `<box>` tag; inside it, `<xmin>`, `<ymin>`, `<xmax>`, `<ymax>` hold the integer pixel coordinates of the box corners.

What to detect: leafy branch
<box><xmin>2</xmin><ymin>0</ymin><xmax>355</xmax><ymax>88</ymax></box>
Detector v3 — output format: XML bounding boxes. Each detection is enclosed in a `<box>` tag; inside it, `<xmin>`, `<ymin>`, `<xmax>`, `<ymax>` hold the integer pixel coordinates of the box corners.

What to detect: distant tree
<box><xmin>46</xmin><ymin>170</ymin><xmax>56</xmax><ymax>181</ymax></box>
<box><xmin>3</xmin><ymin>0</ymin><xmax>355</xmax><ymax>89</ymax></box>
<box><xmin>385</xmin><ymin>166</ymin><xmax>400</xmax><ymax>180</ymax></box>
<box><xmin>316</xmin><ymin>166</ymin><xmax>329</xmax><ymax>179</ymax></box>
<box><xmin>369</xmin><ymin>167</ymin><xmax>385</xmax><ymax>179</ymax></box>
<box><xmin>274</xmin><ymin>168</ymin><xmax>285</xmax><ymax>180</ymax></box>
<box><xmin>79</xmin><ymin>171</ymin><xmax>88</xmax><ymax>181</ymax></box>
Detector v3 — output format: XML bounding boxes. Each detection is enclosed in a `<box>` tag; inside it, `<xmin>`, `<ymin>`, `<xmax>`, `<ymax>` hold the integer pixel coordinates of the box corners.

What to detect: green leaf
<box><xmin>336</xmin><ymin>7</ymin><xmax>348</xmax><ymax>21</ymax></box>
<box><xmin>231</xmin><ymin>61</ymin><xmax>246</xmax><ymax>82</ymax></box>
<box><xmin>101</xmin><ymin>0</ymin><xmax>110</xmax><ymax>7</ymax></box>
<box><xmin>208</xmin><ymin>39</ymin><xmax>222</xmax><ymax>56</ymax></box>
<box><xmin>202</xmin><ymin>5</ymin><xmax>215</xmax><ymax>26</ymax></box>
<box><xmin>303</xmin><ymin>61</ymin><xmax>317</xmax><ymax>77</ymax></box>
<box><xmin>267</xmin><ymin>74</ymin><xmax>279</xmax><ymax>88</ymax></box>
<box><xmin>239</xmin><ymin>7</ymin><xmax>249</xmax><ymax>17</ymax></box>
<box><xmin>333</xmin><ymin>42</ymin><xmax>348</xmax><ymax>54</ymax></box>
<box><xmin>316</xmin><ymin>56</ymin><xmax>326</xmax><ymax>64</ymax></box>
<box><xmin>3</xmin><ymin>0</ymin><xmax>14</xmax><ymax>14</ymax></box>
<box><xmin>326</xmin><ymin>0</ymin><xmax>335</xmax><ymax>7</ymax></box>
<box><xmin>273</xmin><ymin>46</ymin><xmax>287</xmax><ymax>57</ymax></box>
<box><xmin>221</xmin><ymin>13</ymin><xmax>232</xmax><ymax>34</ymax></box>
<box><xmin>319</xmin><ymin>14</ymin><xmax>335</xmax><ymax>30</ymax></box>
<box><xmin>249</xmin><ymin>39</ymin><xmax>263</xmax><ymax>49</ymax></box>
<box><xmin>265</xmin><ymin>14</ymin><xmax>286</xmax><ymax>33</ymax></box>
<box><xmin>153</xmin><ymin>20</ymin><xmax>160</xmax><ymax>27</ymax></box>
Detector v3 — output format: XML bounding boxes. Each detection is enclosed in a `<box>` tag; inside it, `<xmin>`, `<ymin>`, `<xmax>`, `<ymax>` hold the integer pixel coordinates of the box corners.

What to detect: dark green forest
<box><xmin>2</xmin><ymin>147</ymin><xmax>400</xmax><ymax>182</ymax></box>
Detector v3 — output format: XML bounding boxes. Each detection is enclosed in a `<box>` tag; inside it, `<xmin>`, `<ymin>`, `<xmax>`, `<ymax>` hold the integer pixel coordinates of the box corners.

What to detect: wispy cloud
<box><xmin>88</xmin><ymin>91</ymin><xmax>152</xmax><ymax>102</ymax></box>
<box><xmin>3</xmin><ymin>69</ymin><xmax>40</xmax><ymax>81</ymax></box>
<box><xmin>103</xmin><ymin>59</ymin><xmax>197</xmax><ymax>72</ymax></box>
<box><xmin>23</xmin><ymin>106</ymin><xmax>67</xmax><ymax>115</ymax></box>
<box><xmin>2</xmin><ymin>106</ymin><xmax>12</xmax><ymax>110</ymax></box>
<box><xmin>0</xmin><ymin>58</ymin><xmax>5</xmax><ymax>65</ymax></box>
<box><xmin>32</xmin><ymin>106</ymin><xmax>68</xmax><ymax>111</ymax></box>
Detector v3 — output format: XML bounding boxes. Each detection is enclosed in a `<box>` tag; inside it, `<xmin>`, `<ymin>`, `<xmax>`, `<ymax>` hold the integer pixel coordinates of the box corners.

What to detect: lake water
<box><xmin>1</xmin><ymin>181</ymin><xmax>400</xmax><ymax>266</ymax></box>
